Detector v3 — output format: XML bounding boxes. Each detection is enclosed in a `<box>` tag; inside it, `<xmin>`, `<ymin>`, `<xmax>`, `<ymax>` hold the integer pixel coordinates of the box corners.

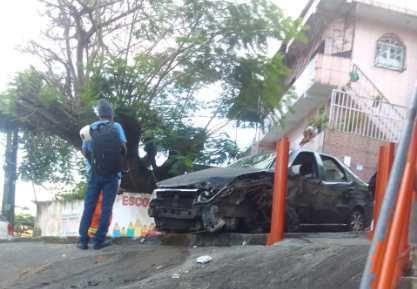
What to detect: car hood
<box><xmin>156</xmin><ymin>167</ymin><xmax>272</xmax><ymax>189</ymax></box>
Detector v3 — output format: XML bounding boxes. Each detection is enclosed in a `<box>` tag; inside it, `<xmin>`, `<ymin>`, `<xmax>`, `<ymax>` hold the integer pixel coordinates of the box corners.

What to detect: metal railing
<box><xmin>329</xmin><ymin>90</ymin><xmax>407</xmax><ymax>143</ymax></box>
<box><xmin>347</xmin><ymin>64</ymin><xmax>407</xmax><ymax>126</ymax></box>
<box><xmin>348</xmin><ymin>65</ymin><xmax>388</xmax><ymax>104</ymax></box>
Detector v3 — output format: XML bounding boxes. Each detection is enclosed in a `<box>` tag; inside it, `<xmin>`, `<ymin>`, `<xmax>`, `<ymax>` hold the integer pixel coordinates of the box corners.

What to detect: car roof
<box><xmin>249</xmin><ymin>149</ymin><xmax>366</xmax><ymax>183</ymax></box>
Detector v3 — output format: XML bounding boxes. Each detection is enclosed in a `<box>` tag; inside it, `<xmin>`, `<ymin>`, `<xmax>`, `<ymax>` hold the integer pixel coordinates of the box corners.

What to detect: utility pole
<box><xmin>2</xmin><ymin>122</ymin><xmax>18</xmax><ymax>230</ymax></box>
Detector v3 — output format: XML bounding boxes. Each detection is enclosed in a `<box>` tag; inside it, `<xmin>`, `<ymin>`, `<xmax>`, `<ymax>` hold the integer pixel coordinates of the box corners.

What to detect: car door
<box><xmin>318</xmin><ymin>154</ymin><xmax>353</xmax><ymax>224</ymax></box>
<box><xmin>287</xmin><ymin>151</ymin><xmax>322</xmax><ymax>224</ymax></box>
<box><xmin>0</xmin><ymin>216</ymin><xmax>9</xmax><ymax>239</ymax></box>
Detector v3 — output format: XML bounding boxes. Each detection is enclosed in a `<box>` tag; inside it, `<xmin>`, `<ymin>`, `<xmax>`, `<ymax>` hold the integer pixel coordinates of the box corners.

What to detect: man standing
<box><xmin>78</xmin><ymin>99</ymin><xmax>127</xmax><ymax>250</ymax></box>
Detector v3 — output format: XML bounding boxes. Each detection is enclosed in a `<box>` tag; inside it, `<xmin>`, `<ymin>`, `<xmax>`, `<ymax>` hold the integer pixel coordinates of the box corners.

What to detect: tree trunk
<box><xmin>120</xmin><ymin>118</ymin><xmax>157</xmax><ymax>194</ymax></box>
<box><xmin>123</xmin><ymin>156</ymin><xmax>157</xmax><ymax>194</ymax></box>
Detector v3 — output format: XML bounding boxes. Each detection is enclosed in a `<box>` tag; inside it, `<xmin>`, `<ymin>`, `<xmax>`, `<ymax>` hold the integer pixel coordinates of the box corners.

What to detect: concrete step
<box><xmin>1</xmin><ymin>232</ymin><xmax>368</xmax><ymax>247</ymax></box>
<box><xmin>399</xmin><ymin>248</ymin><xmax>417</xmax><ymax>288</ymax></box>
<box><xmin>399</xmin><ymin>277</ymin><xmax>417</xmax><ymax>289</ymax></box>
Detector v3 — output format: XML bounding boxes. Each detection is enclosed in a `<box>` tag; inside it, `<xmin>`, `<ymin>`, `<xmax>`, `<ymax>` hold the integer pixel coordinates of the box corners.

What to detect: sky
<box><xmin>0</xmin><ymin>0</ymin><xmax>309</xmax><ymax>216</ymax></box>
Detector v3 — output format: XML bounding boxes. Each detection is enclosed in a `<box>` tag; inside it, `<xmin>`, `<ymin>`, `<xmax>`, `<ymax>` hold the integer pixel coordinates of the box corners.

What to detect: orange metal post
<box><xmin>377</xmin><ymin>121</ymin><xmax>417</xmax><ymax>289</ymax></box>
<box><xmin>385</xmin><ymin>143</ymin><xmax>396</xmax><ymax>187</ymax></box>
<box><xmin>367</xmin><ymin>143</ymin><xmax>394</xmax><ymax>241</ymax></box>
<box><xmin>391</xmin><ymin>190</ymin><xmax>413</xmax><ymax>289</ymax></box>
<box><xmin>370</xmin><ymin>144</ymin><xmax>395</xmax><ymax>287</ymax></box>
<box><xmin>267</xmin><ymin>137</ymin><xmax>290</xmax><ymax>246</ymax></box>
<box><xmin>391</xmin><ymin>148</ymin><xmax>417</xmax><ymax>288</ymax></box>
<box><xmin>368</xmin><ymin>146</ymin><xmax>387</xmax><ymax>241</ymax></box>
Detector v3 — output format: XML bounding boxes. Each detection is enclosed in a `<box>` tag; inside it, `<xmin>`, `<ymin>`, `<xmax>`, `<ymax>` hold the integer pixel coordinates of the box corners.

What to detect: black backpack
<box><xmin>90</xmin><ymin>122</ymin><xmax>123</xmax><ymax>175</ymax></box>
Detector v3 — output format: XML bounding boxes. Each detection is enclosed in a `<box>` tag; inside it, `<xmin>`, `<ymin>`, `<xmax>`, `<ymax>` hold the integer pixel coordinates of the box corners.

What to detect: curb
<box><xmin>0</xmin><ymin>232</ymin><xmax>365</xmax><ymax>247</ymax></box>
<box><xmin>0</xmin><ymin>233</ymin><xmax>267</xmax><ymax>247</ymax></box>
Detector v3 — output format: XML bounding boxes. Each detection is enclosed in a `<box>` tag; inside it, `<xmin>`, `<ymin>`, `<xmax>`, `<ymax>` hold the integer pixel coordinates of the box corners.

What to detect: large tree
<box><xmin>0</xmin><ymin>0</ymin><xmax>305</xmax><ymax>193</ymax></box>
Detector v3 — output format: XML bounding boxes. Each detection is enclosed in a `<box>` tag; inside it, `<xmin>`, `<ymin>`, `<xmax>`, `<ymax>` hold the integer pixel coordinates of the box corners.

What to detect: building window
<box><xmin>375</xmin><ymin>34</ymin><xmax>405</xmax><ymax>72</ymax></box>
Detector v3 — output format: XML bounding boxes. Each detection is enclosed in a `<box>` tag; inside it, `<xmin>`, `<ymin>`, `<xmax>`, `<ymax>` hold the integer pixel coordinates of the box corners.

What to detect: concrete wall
<box><xmin>354</xmin><ymin>0</ymin><xmax>417</xmax><ymax>15</ymax></box>
<box><xmin>285</xmin><ymin>103</ymin><xmax>329</xmax><ymax>150</ymax></box>
<box><xmin>251</xmin><ymin>139</ymin><xmax>276</xmax><ymax>154</ymax></box>
<box><xmin>35</xmin><ymin>200</ymin><xmax>84</xmax><ymax>237</ymax></box>
<box><xmin>322</xmin><ymin>129</ymin><xmax>388</xmax><ymax>181</ymax></box>
<box><xmin>314</xmin><ymin>53</ymin><xmax>352</xmax><ymax>88</ymax></box>
<box><xmin>35</xmin><ymin>193</ymin><xmax>155</xmax><ymax>237</ymax></box>
<box><xmin>352</xmin><ymin>18</ymin><xmax>417</xmax><ymax>107</ymax></box>
<box><xmin>301</xmin><ymin>130</ymin><xmax>326</xmax><ymax>152</ymax></box>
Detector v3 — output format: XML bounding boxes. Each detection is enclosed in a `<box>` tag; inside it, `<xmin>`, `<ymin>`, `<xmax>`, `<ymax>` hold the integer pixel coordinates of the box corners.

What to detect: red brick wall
<box><xmin>322</xmin><ymin>129</ymin><xmax>389</xmax><ymax>181</ymax></box>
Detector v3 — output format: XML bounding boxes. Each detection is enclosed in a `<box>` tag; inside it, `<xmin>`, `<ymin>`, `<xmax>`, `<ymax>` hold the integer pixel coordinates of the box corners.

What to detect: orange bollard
<box><xmin>368</xmin><ymin>143</ymin><xmax>395</xmax><ymax>241</ymax></box>
<box><xmin>368</xmin><ymin>147</ymin><xmax>387</xmax><ymax>241</ymax></box>
<box><xmin>391</xmin><ymin>197</ymin><xmax>413</xmax><ymax>289</ymax></box>
<box><xmin>377</xmin><ymin>120</ymin><xmax>417</xmax><ymax>289</ymax></box>
<box><xmin>391</xmin><ymin>154</ymin><xmax>417</xmax><ymax>288</ymax></box>
<box><xmin>378</xmin><ymin>162</ymin><xmax>415</xmax><ymax>289</ymax></box>
<box><xmin>267</xmin><ymin>137</ymin><xmax>289</xmax><ymax>246</ymax></box>
<box><xmin>364</xmin><ymin>143</ymin><xmax>395</xmax><ymax>288</ymax></box>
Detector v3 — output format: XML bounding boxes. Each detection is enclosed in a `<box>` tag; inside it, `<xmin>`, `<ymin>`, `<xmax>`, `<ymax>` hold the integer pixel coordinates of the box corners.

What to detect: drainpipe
<box><xmin>359</xmin><ymin>85</ymin><xmax>417</xmax><ymax>289</ymax></box>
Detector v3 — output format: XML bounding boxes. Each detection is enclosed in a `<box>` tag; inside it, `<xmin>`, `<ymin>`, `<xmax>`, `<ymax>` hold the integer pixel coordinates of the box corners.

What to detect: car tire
<box><xmin>284</xmin><ymin>217</ymin><xmax>300</xmax><ymax>233</ymax></box>
<box><xmin>348</xmin><ymin>207</ymin><xmax>365</xmax><ymax>232</ymax></box>
<box><xmin>284</xmin><ymin>205</ymin><xmax>300</xmax><ymax>233</ymax></box>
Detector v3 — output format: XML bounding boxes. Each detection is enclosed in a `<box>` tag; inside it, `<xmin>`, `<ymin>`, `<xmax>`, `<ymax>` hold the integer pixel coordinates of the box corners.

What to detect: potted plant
<box><xmin>308</xmin><ymin>114</ymin><xmax>329</xmax><ymax>133</ymax></box>
<box><xmin>372</xmin><ymin>94</ymin><xmax>383</xmax><ymax>108</ymax></box>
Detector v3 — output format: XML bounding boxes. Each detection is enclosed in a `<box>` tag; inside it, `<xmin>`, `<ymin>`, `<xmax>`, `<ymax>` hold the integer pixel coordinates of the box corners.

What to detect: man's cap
<box><xmin>97</xmin><ymin>99</ymin><xmax>114</xmax><ymax>117</ymax></box>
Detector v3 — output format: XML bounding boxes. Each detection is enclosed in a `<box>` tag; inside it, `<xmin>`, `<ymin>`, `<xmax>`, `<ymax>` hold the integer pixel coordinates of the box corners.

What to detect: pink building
<box><xmin>255</xmin><ymin>0</ymin><xmax>417</xmax><ymax>181</ymax></box>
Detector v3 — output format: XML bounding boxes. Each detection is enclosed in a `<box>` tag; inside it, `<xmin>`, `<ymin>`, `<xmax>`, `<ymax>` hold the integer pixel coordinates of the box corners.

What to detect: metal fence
<box><xmin>329</xmin><ymin>90</ymin><xmax>407</xmax><ymax>143</ymax></box>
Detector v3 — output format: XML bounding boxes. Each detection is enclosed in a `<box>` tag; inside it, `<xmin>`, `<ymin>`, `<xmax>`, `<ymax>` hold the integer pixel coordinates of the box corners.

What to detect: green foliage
<box><xmin>202</xmin><ymin>132</ymin><xmax>241</xmax><ymax>166</ymax></box>
<box><xmin>226</xmin><ymin>53</ymin><xmax>296</xmax><ymax>129</ymax></box>
<box><xmin>54</xmin><ymin>181</ymin><xmax>87</xmax><ymax>201</ymax></box>
<box><xmin>19</xmin><ymin>129</ymin><xmax>81</xmax><ymax>186</ymax></box>
<box><xmin>308</xmin><ymin>106</ymin><xmax>329</xmax><ymax>132</ymax></box>
<box><xmin>308</xmin><ymin>115</ymin><xmax>329</xmax><ymax>130</ymax></box>
<box><xmin>14</xmin><ymin>208</ymin><xmax>35</xmax><ymax>235</ymax></box>
<box><xmin>0</xmin><ymin>0</ymin><xmax>307</xmax><ymax>191</ymax></box>
<box><xmin>0</xmin><ymin>70</ymin><xmax>43</xmax><ymax>117</ymax></box>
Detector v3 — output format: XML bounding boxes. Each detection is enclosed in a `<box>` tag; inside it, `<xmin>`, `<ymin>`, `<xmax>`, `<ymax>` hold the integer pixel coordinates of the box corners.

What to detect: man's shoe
<box><xmin>76</xmin><ymin>242</ymin><xmax>89</xmax><ymax>250</ymax></box>
<box><xmin>93</xmin><ymin>240</ymin><xmax>111</xmax><ymax>250</ymax></box>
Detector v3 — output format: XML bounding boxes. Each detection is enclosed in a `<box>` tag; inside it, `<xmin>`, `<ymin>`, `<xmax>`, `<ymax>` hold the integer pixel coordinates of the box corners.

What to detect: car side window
<box><xmin>289</xmin><ymin>164</ymin><xmax>301</xmax><ymax>175</ymax></box>
<box><xmin>321</xmin><ymin>155</ymin><xmax>347</xmax><ymax>182</ymax></box>
<box><xmin>289</xmin><ymin>152</ymin><xmax>318</xmax><ymax>179</ymax></box>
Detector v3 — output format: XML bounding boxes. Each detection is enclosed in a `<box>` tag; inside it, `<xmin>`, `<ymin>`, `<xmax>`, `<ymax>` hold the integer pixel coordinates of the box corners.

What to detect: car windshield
<box><xmin>228</xmin><ymin>152</ymin><xmax>276</xmax><ymax>169</ymax></box>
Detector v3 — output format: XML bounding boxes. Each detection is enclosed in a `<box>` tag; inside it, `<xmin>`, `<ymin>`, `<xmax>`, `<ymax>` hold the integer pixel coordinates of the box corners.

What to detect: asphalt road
<box><xmin>0</xmin><ymin>236</ymin><xmax>371</xmax><ymax>289</ymax></box>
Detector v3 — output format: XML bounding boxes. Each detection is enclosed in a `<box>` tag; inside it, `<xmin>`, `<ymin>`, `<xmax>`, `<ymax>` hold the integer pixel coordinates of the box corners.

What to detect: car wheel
<box><xmin>284</xmin><ymin>205</ymin><xmax>300</xmax><ymax>233</ymax></box>
<box><xmin>284</xmin><ymin>217</ymin><xmax>300</xmax><ymax>233</ymax></box>
<box><xmin>348</xmin><ymin>207</ymin><xmax>365</xmax><ymax>232</ymax></box>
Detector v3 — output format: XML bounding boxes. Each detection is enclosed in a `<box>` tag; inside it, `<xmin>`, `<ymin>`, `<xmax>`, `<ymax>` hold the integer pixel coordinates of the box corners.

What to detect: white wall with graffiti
<box><xmin>34</xmin><ymin>193</ymin><xmax>155</xmax><ymax>237</ymax></box>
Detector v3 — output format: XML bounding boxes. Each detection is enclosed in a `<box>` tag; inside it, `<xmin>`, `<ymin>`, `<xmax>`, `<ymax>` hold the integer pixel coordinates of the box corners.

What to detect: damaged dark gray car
<box><xmin>148</xmin><ymin>149</ymin><xmax>374</xmax><ymax>233</ymax></box>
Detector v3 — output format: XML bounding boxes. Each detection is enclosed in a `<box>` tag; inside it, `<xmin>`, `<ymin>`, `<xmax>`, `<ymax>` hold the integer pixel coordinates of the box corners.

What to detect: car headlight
<box><xmin>150</xmin><ymin>190</ymin><xmax>158</xmax><ymax>201</ymax></box>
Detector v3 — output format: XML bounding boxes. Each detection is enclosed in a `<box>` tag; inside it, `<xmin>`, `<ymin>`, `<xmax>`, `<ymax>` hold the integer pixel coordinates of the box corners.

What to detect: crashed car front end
<box><xmin>148</xmin><ymin>188</ymin><xmax>203</xmax><ymax>232</ymax></box>
<box><xmin>149</xmin><ymin>170</ymin><xmax>276</xmax><ymax>233</ymax></box>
